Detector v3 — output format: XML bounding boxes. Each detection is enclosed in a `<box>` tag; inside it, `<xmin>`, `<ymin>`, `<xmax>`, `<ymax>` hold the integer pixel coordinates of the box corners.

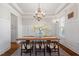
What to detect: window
<box><xmin>59</xmin><ymin>16</ymin><xmax>65</xmax><ymax>37</ymax></box>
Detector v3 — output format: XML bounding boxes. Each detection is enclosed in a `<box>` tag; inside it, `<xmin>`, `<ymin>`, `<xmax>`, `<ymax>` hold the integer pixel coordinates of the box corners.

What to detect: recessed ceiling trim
<box><xmin>8</xmin><ymin>3</ymin><xmax>24</xmax><ymax>15</ymax></box>
<box><xmin>55</xmin><ymin>3</ymin><xmax>70</xmax><ymax>15</ymax></box>
<box><xmin>9</xmin><ymin>3</ymin><xmax>69</xmax><ymax>16</ymax></box>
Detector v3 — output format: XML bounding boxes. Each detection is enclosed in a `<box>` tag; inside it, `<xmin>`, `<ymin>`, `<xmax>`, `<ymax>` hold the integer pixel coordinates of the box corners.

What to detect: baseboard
<box><xmin>1</xmin><ymin>42</ymin><xmax>19</xmax><ymax>56</ymax></box>
<box><xmin>59</xmin><ymin>43</ymin><xmax>79</xmax><ymax>56</ymax></box>
<box><xmin>0</xmin><ymin>45</ymin><xmax>10</xmax><ymax>55</ymax></box>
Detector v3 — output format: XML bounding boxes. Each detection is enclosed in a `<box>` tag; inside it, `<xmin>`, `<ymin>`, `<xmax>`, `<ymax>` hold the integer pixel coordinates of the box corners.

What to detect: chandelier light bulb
<box><xmin>33</xmin><ymin>4</ymin><xmax>45</xmax><ymax>21</ymax></box>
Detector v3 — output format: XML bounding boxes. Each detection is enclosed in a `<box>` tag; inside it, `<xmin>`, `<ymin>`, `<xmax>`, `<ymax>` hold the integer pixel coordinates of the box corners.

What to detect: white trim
<box><xmin>55</xmin><ymin>3</ymin><xmax>69</xmax><ymax>15</ymax></box>
<box><xmin>8</xmin><ymin>3</ymin><xmax>24</xmax><ymax>15</ymax></box>
<box><xmin>0</xmin><ymin>44</ymin><xmax>10</xmax><ymax>55</ymax></box>
<box><xmin>8</xmin><ymin>3</ymin><xmax>69</xmax><ymax>16</ymax></box>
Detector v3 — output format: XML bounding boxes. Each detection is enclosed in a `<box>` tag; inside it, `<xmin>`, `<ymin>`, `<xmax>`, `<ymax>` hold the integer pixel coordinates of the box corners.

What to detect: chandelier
<box><xmin>33</xmin><ymin>3</ymin><xmax>45</xmax><ymax>21</ymax></box>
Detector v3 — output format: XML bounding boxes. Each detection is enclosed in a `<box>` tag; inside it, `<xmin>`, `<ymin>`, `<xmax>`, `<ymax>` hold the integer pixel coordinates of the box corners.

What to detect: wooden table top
<box><xmin>16</xmin><ymin>36</ymin><xmax>59</xmax><ymax>41</ymax></box>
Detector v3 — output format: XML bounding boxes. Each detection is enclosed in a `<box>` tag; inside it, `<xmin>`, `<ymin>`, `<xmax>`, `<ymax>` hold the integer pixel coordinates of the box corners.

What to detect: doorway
<box><xmin>11</xmin><ymin>13</ymin><xmax>18</xmax><ymax>42</ymax></box>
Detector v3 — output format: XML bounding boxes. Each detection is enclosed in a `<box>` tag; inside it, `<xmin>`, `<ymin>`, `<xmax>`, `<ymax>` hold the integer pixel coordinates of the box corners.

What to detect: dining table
<box><xmin>16</xmin><ymin>36</ymin><xmax>60</xmax><ymax>41</ymax></box>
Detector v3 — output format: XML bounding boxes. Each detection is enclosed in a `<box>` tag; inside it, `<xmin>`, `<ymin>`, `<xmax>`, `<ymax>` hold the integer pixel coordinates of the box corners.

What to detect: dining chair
<box><xmin>46</xmin><ymin>40</ymin><xmax>60</xmax><ymax>56</ymax></box>
<box><xmin>35</xmin><ymin>40</ymin><xmax>46</xmax><ymax>56</ymax></box>
<box><xmin>35</xmin><ymin>40</ymin><xmax>41</xmax><ymax>56</ymax></box>
<box><xmin>40</xmin><ymin>40</ymin><xmax>46</xmax><ymax>56</ymax></box>
<box><xmin>20</xmin><ymin>40</ymin><xmax>33</xmax><ymax>56</ymax></box>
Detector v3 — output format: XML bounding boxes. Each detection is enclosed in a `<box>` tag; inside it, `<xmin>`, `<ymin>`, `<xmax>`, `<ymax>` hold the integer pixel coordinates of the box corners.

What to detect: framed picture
<box><xmin>68</xmin><ymin>11</ymin><xmax>74</xmax><ymax>19</ymax></box>
<box><xmin>66</xmin><ymin>4</ymin><xmax>77</xmax><ymax>21</ymax></box>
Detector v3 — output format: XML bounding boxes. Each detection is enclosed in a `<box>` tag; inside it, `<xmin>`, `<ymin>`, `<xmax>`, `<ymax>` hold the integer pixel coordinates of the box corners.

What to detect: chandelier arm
<box><xmin>34</xmin><ymin>3</ymin><xmax>45</xmax><ymax>21</ymax></box>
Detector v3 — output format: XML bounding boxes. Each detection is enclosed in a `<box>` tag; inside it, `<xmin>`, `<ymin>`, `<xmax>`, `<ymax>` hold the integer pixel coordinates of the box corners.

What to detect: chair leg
<box><xmin>49</xmin><ymin>43</ymin><xmax>51</xmax><ymax>56</ymax></box>
<box><xmin>21</xmin><ymin>43</ymin><xmax>22</xmax><ymax>56</ymax></box>
<box><xmin>49</xmin><ymin>50</ymin><xmax>51</xmax><ymax>56</ymax></box>
<box><xmin>35</xmin><ymin>43</ymin><xmax>37</xmax><ymax>56</ymax></box>
<box><xmin>30</xmin><ymin>49</ymin><xmax>31</xmax><ymax>56</ymax></box>
<box><xmin>58</xmin><ymin>50</ymin><xmax>60</xmax><ymax>56</ymax></box>
<box><xmin>50</xmin><ymin>50</ymin><xmax>51</xmax><ymax>56</ymax></box>
<box><xmin>30</xmin><ymin>43</ymin><xmax>32</xmax><ymax>56</ymax></box>
<box><xmin>44</xmin><ymin>43</ymin><xmax>45</xmax><ymax>56</ymax></box>
<box><xmin>21</xmin><ymin>49</ymin><xmax>22</xmax><ymax>56</ymax></box>
<box><xmin>58</xmin><ymin>44</ymin><xmax>60</xmax><ymax>56</ymax></box>
<box><xmin>32</xmin><ymin>46</ymin><xmax>33</xmax><ymax>52</ymax></box>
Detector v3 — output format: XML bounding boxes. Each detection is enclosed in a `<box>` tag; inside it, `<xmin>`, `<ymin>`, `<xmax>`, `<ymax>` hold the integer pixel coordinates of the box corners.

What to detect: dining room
<box><xmin>12</xmin><ymin>3</ymin><xmax>69</xmax><ymax>56</ymax></box>
<box><xmin>0</xmin><ymin>3</ymin><xmax>79</xmax><ymax>56</ymax></box>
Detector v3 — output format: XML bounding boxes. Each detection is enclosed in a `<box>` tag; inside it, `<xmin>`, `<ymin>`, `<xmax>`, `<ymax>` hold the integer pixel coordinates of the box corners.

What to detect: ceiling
<box><xmin>9</xmin><ymin>3</ymin><xmax>68</xmax><ymax>15</ymax></box>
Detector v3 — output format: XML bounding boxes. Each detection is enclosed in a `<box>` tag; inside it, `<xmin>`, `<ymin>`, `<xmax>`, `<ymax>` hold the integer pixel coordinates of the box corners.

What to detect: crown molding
<box><xmin>55</xmin><ymin>3</ymin><xmax>70</xmax><ymax>15</ymax></box>
<box><xmin>8</xmin><ymin>3</ymin><xmax>24</xmax><ymax>15</ymax></box>
<box><xmin>9</xmin><ymin>3</ymin><xmax>69</xmax><ymax>16</ymax></box>
<box><xmin>22</xmin><ymin>12</ymin><xmax>55</xmax><ymax>16</ymax></box>
<box><xmin>22</xmin><ymin>3</ymin><xmax>69</xmax><ymax>16</ymax></box>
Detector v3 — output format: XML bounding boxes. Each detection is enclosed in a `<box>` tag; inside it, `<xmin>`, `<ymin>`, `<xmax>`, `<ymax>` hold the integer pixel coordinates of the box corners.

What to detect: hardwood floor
<box><xmin>59</xmin><ymin>43</ymin><xmax>79</xmax><ymax>56</ymax></box>
<box><xmin>0</xmin><ymin>42</ymin><xmax>79</xmax><ymax>56</ymax></box>
<box><xmin>1</xmin><ymin>42</ymin><xmax>19</xmax><ymax>56</ymax></box>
